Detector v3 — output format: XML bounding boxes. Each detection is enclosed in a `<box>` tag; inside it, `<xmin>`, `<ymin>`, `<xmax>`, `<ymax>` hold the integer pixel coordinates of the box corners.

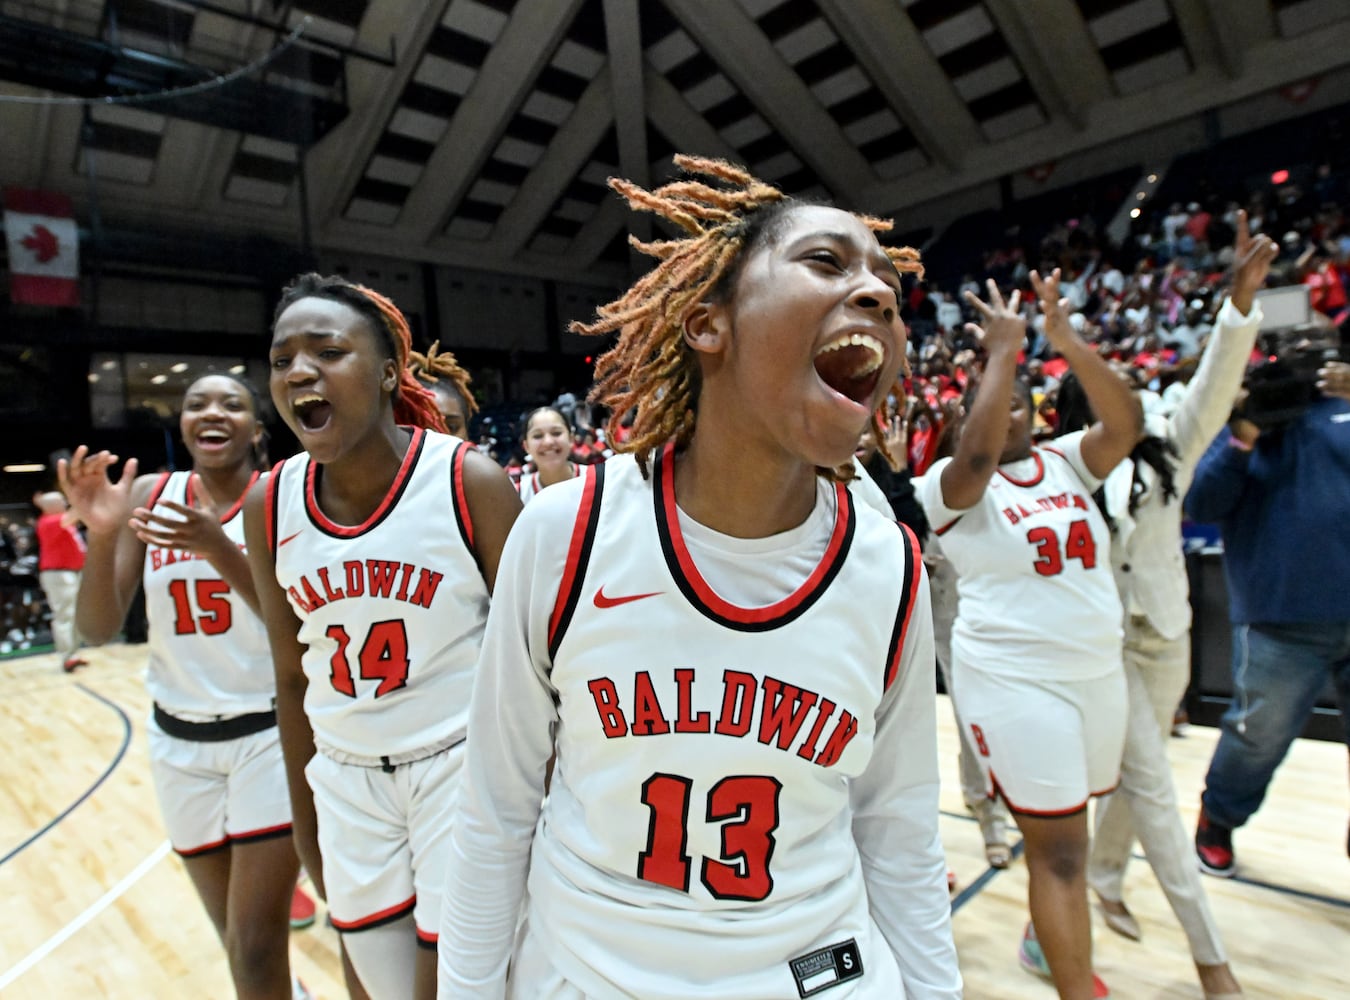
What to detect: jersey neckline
<box><xmin>303</xmin><ymin>427</ymin><xmax>426</xmax><ymax>539</ymax></box>
<box><xmin>651</xmin><ymin>442</ymin><xmax>854</xmax><ymax>631</ymax></box>
<box><xmin>185</xmin><ymin>469</ymin><xmax>260</xmax><ymax>524</ymax></box>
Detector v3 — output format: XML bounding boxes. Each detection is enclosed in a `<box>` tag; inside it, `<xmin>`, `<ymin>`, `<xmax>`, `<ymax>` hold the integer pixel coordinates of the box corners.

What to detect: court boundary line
<box><xmin>0</xmin><ymin>682</ymin><xmax>132</xmax><ymax>867</ymax></box>
<box><xmin>0</xmin><ymin>840</ymin><xmax>171</xmax><ymax>990</ymax></box>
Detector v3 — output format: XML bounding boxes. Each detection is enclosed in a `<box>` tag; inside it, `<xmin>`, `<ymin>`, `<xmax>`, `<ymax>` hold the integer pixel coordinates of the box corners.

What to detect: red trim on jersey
<box><xmin>655</xmin><ymin>443</ymin><xmax>851</xmax><ymax>628</ymax></box>
<box><xmin>451</xmin><ymin>439</ymin><xmax>475</xmax><ymax>552</ymax></box>
<box><xmin>304</xmin><ymin>427</ymin><xmax>425</xmax><ymax>539</ymax></box>
<box><xmin>997</xmin><ymin>451</ymin><xmax>1045</xmax><ymax>487</ymax></box>
<box><xmin>883</xmin><ymin>523</ymin><xmax>924</xmax><ymax>691</ymax></box>
<box><xmin>933</xmin><ymin>515</ymin><xmax>963</xmax><ymax>536</ymax></box>
<box><xmin>1041</xmin><ymin>445</ymin><xmax>1066</xmax><ymax>460</ymax></box>
<box><xmin>175</xmin><ymin>835</ymin><xmax>229</xmax><ymax>857</ymax></box>
<box><xmin>547</xmin><ymin>465</ymin><xmax>603</xmax><ymax>659</ymax></box>
<box><xmin>186</xmin><ymin>469</ymin><xmax>259</xmax><ymax>524</ymax></box>
<box><xmin>415</xmin><ymin>926</ymin><xmax>438</xmax><ymax>945</ymax></box>
<box><xmin>265</xmin><ymin>460</ymin><xmax>285</xmax><ymax>554</ymax></box>
<box><xmin>329</xmin><ymin>894</ymin><xmax>417</xmax><ymax>932</ymax></box>
<box><xmin>145</xmin><ymin>471</ymin><xmax>173</xmax><ymax>511</ymax></box>
<box><xmin>991</xmin><ymin>771</ymin><xmax>1105</xmax><ymax>818</ymax></box>
<box><xmin>228</xmin><ymin>821</ymin><xmax>293</xmax><ymax>844</ymax></box>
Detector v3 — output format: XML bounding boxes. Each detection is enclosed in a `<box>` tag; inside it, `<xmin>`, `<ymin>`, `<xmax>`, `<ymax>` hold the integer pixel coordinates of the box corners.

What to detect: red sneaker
<box><xmin>291</xmin><ymin>886</ymin><xmax>316</xmax><ymax>930</ymax></box>
<box><xmin>1195</xmin><ymin>806</ymin><xmax>1236</xmax><ymax>877</ymax></box>
<box><xmin>62</xmin><ymin>656</ymin><xmax>89</xmax><ymax>673</ymax></box>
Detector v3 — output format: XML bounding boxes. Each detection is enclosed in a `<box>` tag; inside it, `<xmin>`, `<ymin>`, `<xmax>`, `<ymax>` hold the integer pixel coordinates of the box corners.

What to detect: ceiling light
<box><xmin>229</xmin><ymin>364</ymin><xmax>246</xmax><ymax>374</ymax></box>
<box><xmin>1136</xmin><ymin>191</ymin><xmax>1146</xmax><ymax>201</ymax></box>
<box><xmin>1147</xmin><ymin>174</ymin><xmax>1158</xmax><ymax>183</ymax></box>
<box><xmin>1130</xmin><ymin>208</ymin><xmax>1141</xmax><ymax>218</ymax></box>
<box><xmin>3</xmin><ymin>464</ymin><xmax>46</xmax><ymax>473</ymax></box>
<box><xmin>101</xmin><ymin>359</ymin><xmax>117</xmax><ymax>370</ymax></box>
<box><xmin>88</xmin><ymin>373</ymin><xmax>100</xmax><ymax>383</ymax></box>
<box><xmin>171</xmin><ymin>362</ymin><xmax>189</xmax><ymax>373</ymax></box>
<box><xmin>151</xmin><ymin>374</ymin><xmax>168</xmax><ymax>384</ymax></box>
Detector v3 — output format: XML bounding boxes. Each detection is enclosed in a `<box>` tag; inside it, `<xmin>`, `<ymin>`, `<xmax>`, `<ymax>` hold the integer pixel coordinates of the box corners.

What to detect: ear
<box><xmin>682</xmin><ymin>300</ymin><xmax>730</xmax><ymax>356</ymax></box>
<box><xmin>380</xmin><ymin>358</ymin><xmax>399</xmax><ymax>393</ymax></box>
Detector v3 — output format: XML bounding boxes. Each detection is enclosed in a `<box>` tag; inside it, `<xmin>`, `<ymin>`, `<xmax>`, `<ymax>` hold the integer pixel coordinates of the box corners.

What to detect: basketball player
<box><xmin>409</xmin><ymin>340</ymin><xmax>477</xmax><ymax>438</ymax></box>
<box><xmin>915</xmin><ymin>271</ymin><xmax>1142</xmax><ymax>1000</ymax></box>
<box><xmin>439</xmin><ymin>157</ymin><xmax>960</xmax><ymax>999</ymax></box>
<box><xmin>242</xmin><ymin>274</ymin><xmax>520</xmax><ymax>999</ymax></box>
<box><xmin>517</xmin><ymin>406</ymin><xmax>578</xmax><ymax>504</ymax></box>
<box><xmin>60</xmin><ymin>375</ymin><xmax>302</xmax><ymax>1000</ymax></box>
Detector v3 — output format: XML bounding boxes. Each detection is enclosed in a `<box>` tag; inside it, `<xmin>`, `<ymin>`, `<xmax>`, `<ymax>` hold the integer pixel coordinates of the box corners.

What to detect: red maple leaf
<box><xmin>21</xmin><ymin>224</ymin><xmax>60</xmax><ymax>263</ymax></box>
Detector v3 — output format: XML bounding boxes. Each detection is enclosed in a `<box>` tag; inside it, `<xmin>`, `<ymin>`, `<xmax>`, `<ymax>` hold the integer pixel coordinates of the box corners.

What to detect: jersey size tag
<box><xmin>789</xmin><ymin>938</ymin><xmax>863</xmax><ymax>997</ymax></box>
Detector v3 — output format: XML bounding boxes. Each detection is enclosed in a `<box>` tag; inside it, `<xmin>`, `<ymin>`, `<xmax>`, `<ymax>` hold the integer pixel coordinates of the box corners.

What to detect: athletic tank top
<box><xmin>267</xmin><ymin>428</ymin><xmax>488</xmax><ymax>761</ymax></box>
<box><xmin>517</xmin><ymin>463</ymin><xmax>578</xmax><ymax>505</ymax></box>
<box><xmin>531</xmin><ymin>445</ymin><xmax>923</xmax><ymax>997</ymax></box>
<box><xmin>142</xmin><ymin>470</ymin><xmax>274</xmax><ymax>717</ymax></box>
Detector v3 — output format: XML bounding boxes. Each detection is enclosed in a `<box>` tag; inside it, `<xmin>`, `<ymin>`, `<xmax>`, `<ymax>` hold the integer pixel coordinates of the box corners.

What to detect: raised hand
<box><xmin>961</xmin><ymin>279</ymin><xmax>1026</xmax><ymax>357</ymax></box>
<box><xmin>1029</xmin><ymin>269</ymin><xmax>1076</xmax><ymax>348</ymax></box>
<box><xmin>1317</xmin><ymin>360</ymin><xmax>1350</xmax><ymax>402</ymax></box>
<box><xmin>1230</xmin><ymin>210</ymin><xmax>1279</xmax><ymax>313</ymax></box>
<box><xmin>57</xmin><ymin>445</ymin><xmax>138</xmax><ymax>537</ymax></box>
<box><xmin>130</xmin><ymin>473</ymin><xmax>230</xmax><ymax>558</ymax></box>
<box><xmin>881</xmin><ymin>414</ymin><xmax>908</xmax><ymax>471</ymax></box>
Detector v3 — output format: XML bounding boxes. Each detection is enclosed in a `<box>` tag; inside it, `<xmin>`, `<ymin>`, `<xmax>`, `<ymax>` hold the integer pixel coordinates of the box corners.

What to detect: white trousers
<box><xmin>1088</xmin><ymin>614</ymin><xmax>1227</xmax><ymax>965</ymax></box>
<box><xmin>39</xmin><ymin>569</ymin><xmax>81</xmax><ymax>659</ymax></box>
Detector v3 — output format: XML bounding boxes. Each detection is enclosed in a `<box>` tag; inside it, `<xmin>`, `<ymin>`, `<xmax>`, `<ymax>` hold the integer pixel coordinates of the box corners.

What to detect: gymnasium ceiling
<box><xmin>2</xmin><ymin>0</ymin><xmax>1350</xmax><ymax>287</ymax></box>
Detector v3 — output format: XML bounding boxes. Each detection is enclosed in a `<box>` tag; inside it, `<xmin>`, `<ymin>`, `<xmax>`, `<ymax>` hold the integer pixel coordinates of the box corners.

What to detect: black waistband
<box><xmin>153</xmin><ymin>704</ymin><xmax>277</xmax><ymax>743</ymax></box>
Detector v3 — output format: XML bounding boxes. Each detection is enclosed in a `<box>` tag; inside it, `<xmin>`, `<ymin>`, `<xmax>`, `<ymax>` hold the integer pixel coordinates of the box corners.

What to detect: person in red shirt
<box><xmin>34</xmin><ymin>491</ymin><xmax>87</xmax><ymax>672</ymax></box>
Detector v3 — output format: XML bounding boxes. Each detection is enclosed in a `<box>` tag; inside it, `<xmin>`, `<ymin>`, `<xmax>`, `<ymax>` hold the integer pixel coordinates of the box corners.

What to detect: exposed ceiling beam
<box><xmin>566</xmin><ymin>193</ymin><xmax>626</xmax><ymax>272</ymax></box>
<box><xmin>485</xmin><ymin>67</ymin><xmax>613</xmax><ymax>258</ymax></box>
<box><xmin>602</xmin><ymin>0</ymin><xmax>650</xmax><ymax>265</ymax></box>
<box><xmin>1199</xmin><ymin>0</ymin><xmax>1277</xmax><ymax>75</ymax></box>
<box><xmin>1169</xmin><ymin>0</ymin><xmax>1232</xmax><ymax>77</ymax></box>
<box><xmin>660</xmin><ymin>0</ymin><xmax>873</xmax><ymax>205</ymax></box>
<box><xmin>815</xmin><ymin>0</ymin><xmax>980</xmax><ymax>172</ymax></box>
<box><xmin>865</xmin><ymin>18</ymin><xmax>1350</xmax><ymax>211</ymax></box>
<box><xmin>307</xmin><ymin>0</ymin><xmax>446</xmax><ymax>226</ymax></box>
<box><xmin>982</xmin><ymin>0</ymin><xmax>1111</xmax><ymax>131</ymax></box>
<box><xmin>644</xmin><ymin>69</ymin><xmax>742</xmax><ymax>163</ymax></box>
<box><xmin>401</xmin><ymin>0</ymin><xmax>586</xmax><ymax>244</ymax></box>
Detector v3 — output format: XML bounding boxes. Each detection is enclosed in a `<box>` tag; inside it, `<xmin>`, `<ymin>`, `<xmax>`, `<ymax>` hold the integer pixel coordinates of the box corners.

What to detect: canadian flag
<box><xmin>3</xmin><ymin>188</ymin><xmax>80</xmax><ymax>307</ymax></box>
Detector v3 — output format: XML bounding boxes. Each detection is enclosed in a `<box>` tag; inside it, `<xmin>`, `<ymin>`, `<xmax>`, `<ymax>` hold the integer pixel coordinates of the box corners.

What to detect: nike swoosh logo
<box><xmin>593</xmin><ymin>586</ymin><xmax>662</xmax><ymax>609</ymax></box>
<box><xmin>278</xmin><ymin>529</ymin><xmax>303</xmax><ymax>547</ymax></box>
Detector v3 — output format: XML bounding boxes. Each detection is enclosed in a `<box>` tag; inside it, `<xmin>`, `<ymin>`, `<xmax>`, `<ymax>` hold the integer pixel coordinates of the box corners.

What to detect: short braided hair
<box><xmin>570</xmin><ymin>155</ymin><xmax>921</xmax><ymax>477</ymax></box>
<box><xmin>408</xmin><ymin>340</ymin><xmax>478</xmax><ymax>420</ymax></box>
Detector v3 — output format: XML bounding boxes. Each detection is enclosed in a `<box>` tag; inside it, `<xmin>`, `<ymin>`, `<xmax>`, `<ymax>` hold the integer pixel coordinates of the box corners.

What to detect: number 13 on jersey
<box><xmin>637</xmin><ymin>772</ymin><xmax>782</xmax><ymax>901</ymax></box>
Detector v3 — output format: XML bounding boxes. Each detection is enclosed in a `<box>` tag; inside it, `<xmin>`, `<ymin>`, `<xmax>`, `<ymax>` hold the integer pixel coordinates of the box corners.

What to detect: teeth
<box><xmin>293</xmin><ymin>394</ymin><xmax>325</xmax><ymax>411</ymax></box>
<box><xmin>816</xmin><ymin>332</ymin><xmax>884</xmax><ymax>358</ymax></box>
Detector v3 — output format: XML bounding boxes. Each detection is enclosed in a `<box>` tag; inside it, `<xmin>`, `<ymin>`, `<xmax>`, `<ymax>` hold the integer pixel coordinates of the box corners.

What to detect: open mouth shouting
<box><xmin>813</xmin><ymin>331</ymin><xmax>886</xmax><ymax>410</ymax></box>
<box><xmin>194</xmin><ymin>427</ymin><xmax>233</xmax><ymax>452</ymax></box>
<box><xmin>292</xmin><ymin>393</ymin><xmax>334</xmax><ymax>433</ymax></box>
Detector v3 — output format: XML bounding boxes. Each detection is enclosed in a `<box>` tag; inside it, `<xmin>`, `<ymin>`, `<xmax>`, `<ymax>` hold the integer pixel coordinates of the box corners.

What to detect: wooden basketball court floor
<box><xmin>1</xmin><ymin>643</ymin><xmax>1346</xmax><ymax>999</ymax></box>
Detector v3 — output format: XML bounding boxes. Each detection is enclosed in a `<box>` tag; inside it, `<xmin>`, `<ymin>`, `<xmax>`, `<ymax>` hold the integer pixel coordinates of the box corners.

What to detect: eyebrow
<box><xmin>270</xmin><ymin>329</ymin><xmax>341</xmax><ymax>350</ymax></box>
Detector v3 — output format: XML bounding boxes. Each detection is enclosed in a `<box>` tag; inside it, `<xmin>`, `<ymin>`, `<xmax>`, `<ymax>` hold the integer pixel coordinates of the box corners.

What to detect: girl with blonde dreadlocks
<box><xmin>439</xmin><ymin>157</ymin><xmax>960</xmax><ymax>999</ymax></box>
<box><xmin>409</xmin><ymin>340</ymin><xmax>478</xmax><ymax>439</ymax></box>
<box><xmin>242</xmin><ymin>274</ymin><xmax>520</xmax><ymax>999</ymax></box>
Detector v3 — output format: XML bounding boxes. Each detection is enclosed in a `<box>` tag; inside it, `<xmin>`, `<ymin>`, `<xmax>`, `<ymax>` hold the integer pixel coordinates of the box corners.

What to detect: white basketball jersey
<box><xmin>516</xmin><ymin>463</ymin><xmax>578</xmax><ymax>505</ymax></box>
<box><xmin>531</xmin><ymin>446</ymin><xmax>924</xmax><ymax>998</ymax></box>
<box><xmin>143</xmin><ymin>471</ymin><xmax>275</xmax><ymax>716</ymax></box>
<box><xmin>267</xmin><ymin>428</ymin><xmax>489</xmax><ymax>760</ymax></box>
<box><xmin>917</xmin><ymin>431</ymin><xmax>1122</xmax><ymax>680</ymax></box>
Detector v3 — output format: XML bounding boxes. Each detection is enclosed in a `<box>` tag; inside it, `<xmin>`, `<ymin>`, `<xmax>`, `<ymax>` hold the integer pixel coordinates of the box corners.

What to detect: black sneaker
<box><xmin>1195</xmin><ymin>805</ymin><xmax>1236</xmax><ymax>877</ymax></box>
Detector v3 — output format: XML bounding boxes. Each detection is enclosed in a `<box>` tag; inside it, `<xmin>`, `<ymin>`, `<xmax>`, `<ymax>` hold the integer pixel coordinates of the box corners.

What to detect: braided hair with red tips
<box><xmin>273</xmin><ymin>273</ymin><xmax>448</xmax><ymax>433</ymax></box>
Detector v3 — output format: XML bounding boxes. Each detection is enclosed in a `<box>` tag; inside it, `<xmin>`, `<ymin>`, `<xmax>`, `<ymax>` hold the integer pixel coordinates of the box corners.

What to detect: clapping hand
<box><xmin>129</xmin><ymin>473</ymin><xmax>230</xmax><ymax>558</ymax></box>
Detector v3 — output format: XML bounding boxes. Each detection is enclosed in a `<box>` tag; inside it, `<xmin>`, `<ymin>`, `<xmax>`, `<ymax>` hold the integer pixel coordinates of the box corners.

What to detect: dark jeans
<box><xmin>1202</xmin><ymin>621</ymin><xmax>1350</xmax><ymax>829</ymax></box>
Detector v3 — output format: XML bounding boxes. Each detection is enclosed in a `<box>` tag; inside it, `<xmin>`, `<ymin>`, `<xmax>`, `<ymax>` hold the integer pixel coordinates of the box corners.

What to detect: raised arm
<box><xmin>58</xmin><ymin>447</ymin><xmax>149</xmax><ymax>645</ymax></box>
<box><xmin>1168</xmin><ymin>212</ymin><xmax>1277</xmax><ymax>469</ymax></box>
<box><xmin>242</xmin><ymin>480</ymin><xmax>324</xmax><ymax>895</ymax></box>
<box><xmin>1031</xmin><ymin>269</ymin><xmax>1142</xmax><ymax>479</ymax></box>
<box><xmin>938</xmin><ymin>281</ymin><xmax>1027</xmax><ymax>509</ymax></box>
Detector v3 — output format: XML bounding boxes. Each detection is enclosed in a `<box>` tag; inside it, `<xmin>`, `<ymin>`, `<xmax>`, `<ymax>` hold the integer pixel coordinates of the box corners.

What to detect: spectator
<box><xmin>33</xmin><ymin>490</ymin><xmax>86</xmax><ymax>672</ymax></box>
<box><xmin>1185</xmin><ymin>351</ymin><xmax>1350</xmax><ymax>877</ymax></box>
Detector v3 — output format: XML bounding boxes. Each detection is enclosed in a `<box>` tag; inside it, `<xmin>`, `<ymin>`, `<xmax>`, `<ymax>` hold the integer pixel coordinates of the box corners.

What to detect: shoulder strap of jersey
<box><xmin>265</xmin><ymin>458</ymin><xmax>287</xmax><ymax>555</ymax></box>
<box><xmin>449</xmin><ymin>439</ymin><xmax>476</xmax><ymax>558</ymax></box>
<box><xmin>546</xmin><ymin>462</ymin><xmax>606</xmax><ymax>662</ymax></box>
<box><xmin>882</xmin><ymin>521</ymin><xmax>923</xmax><ymax>693</ymax></box>
<box><xmin>145</xmin><ymin>471</ymin><xmax>173</xmax><ymax>510</ymax></box>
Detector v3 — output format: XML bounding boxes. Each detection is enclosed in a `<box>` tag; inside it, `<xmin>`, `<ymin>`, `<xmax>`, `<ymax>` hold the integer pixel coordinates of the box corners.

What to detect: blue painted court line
<box><xmin>0</xmin><ymin>683</ymin><xmax>132</xmax><ymax>868</ymax></box>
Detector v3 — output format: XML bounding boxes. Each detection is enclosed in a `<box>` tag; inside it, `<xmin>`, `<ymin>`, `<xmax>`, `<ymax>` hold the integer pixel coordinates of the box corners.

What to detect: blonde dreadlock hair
<box><xmin>570</xmin><ymin>154</ymin><xmax>922</xmax><ymax>478</ymax></box>
<box><xmin>274</xmin><ymin>273</ymin><xmax>449</xmax><ymax>434</ymax></box>
<box><xmin>408</xmin><ymin>340</ymin><xmax>479</xmax><ymax>420</ymax></box>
